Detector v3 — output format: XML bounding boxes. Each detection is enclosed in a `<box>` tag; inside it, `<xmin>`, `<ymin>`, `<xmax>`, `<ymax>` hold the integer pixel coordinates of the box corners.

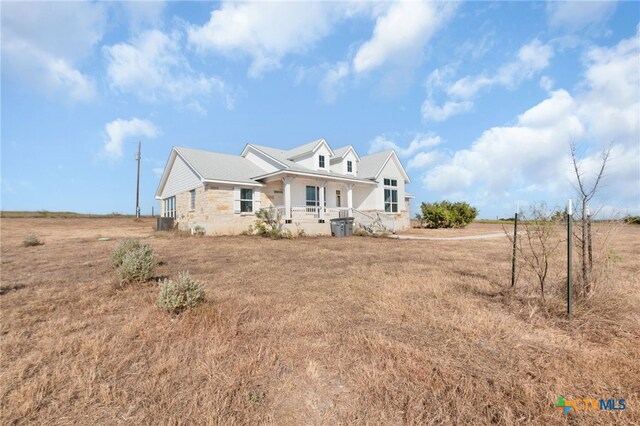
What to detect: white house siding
<box><xmin>244</xmin><ymin>149</ymin><xmax>280</xmax><ymax>173</ymax></box>
<box><xmin>295</xmin><ymin>144</ymin><xmax>332</xmax><ymax>171</ymax></box>
<box><xmin>353</xmin><ymin>185</ymin><xmax>377</xmax><ymax>211</ymax></box>
<box><xmin>160</xmin><ymin>155</ymin><xmax>202</xmax><ymax>199</ymax></box>
<box><xmin>376</xmin><ymin>156</ymin><xmax>407</xmax><ymax>212</ymax></box>
<box><xmin>331</xmin><ymin>151</ymin><xmax>358</xmax><ymax>176</ymax></box>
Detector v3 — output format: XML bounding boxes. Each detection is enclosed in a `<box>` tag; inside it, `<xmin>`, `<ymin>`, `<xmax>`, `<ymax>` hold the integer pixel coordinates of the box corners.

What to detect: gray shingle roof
<box><xmin>175</xmin><ymin>147</ymin><xmax>267</xmax><ymax>184</ymax></box>
<box><xmin>357</xmin><ymin>150</ymin><xmax>392</xmax><ymax>179</ymax></box>
<box><xmin>249</xmin><ymin>144</ymin><xmax>375</xmax><ymax>183</ymax></box>
<box><xmin>284</xmin><ymin>138</ymin><xmax>324</xmax><ymax>159</ymax></box>
<box><xmin>332</xmin><ymin>146</ymin><xmax>351</xmax><ymax>158</ymax></box>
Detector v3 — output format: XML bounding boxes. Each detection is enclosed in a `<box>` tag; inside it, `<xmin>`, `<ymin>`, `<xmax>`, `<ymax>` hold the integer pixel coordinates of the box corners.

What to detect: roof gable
<box><xmin>330</xmin><ymin>145</ymin><xmax>361</xmax><ymax>163</ymax></box>
<box><xmin>357</xmin><ymin>150</ymin><xmax>410</xmax><ymax>183</ymax></box>
<box><xmin>286</xmin><ymin>138</ymin><xmax>335</xmax><ymax>160</ymax></box>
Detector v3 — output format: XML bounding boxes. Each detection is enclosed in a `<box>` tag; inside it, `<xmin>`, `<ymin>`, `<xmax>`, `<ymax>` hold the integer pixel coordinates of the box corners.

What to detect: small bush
<box><xmin>192</xmin><ymin>225</ymin><xmax>206</xmax><ymax>235</ymax></box>
<box><xmin>254</xmin><ymin>208</ymin><xmax>292</xmax><ymax>239</ymax></box>
<box><xmin>624</xmin><ymin>215</ymin><xmax>640</xmax><ymax>225</ymax></box>
<box><xmin>116</xmin><ymin>244</ymin><xmax>157</xmax><ymax>286</ymax></box>
<box><xmin>157</xmin><ymin>272</ymin><xmax>205</xmax><ymax>313</ymax></box>
<box><xmin>111</xmin><ymin>239</ymin><xmax>143</xmax><ymax>267</ymax></box>
<box><xmin>22</xmin><ymin>234</ymin><xmax>42</xmax><ymax>247</ymax></box>
<box><xmin>417</xmin><ymin>200</ymin><xmax>478</xmax><ymax>228</ymax></box>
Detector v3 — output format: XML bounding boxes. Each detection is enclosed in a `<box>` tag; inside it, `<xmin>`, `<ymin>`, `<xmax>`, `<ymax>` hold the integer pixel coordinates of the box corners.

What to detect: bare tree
<box><xmin>506</xmin><ymin>203</ymin><xmax>563</xmax><ymax>300</ymax></box>
<box><xmin>569</xmin><ymin>141</ymin><xmax>611</xmax><ymax>297</ymax></box>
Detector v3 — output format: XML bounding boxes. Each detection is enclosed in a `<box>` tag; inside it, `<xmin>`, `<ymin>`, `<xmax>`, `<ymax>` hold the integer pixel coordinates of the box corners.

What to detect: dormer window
<box><xmin>347</xmin><ymin>160</ymin><xmax>353</xmax><ymax>173</ymax></box>
<box><xmin>319</xmin><ymin>155</ymin><xmax>325</xmax><ymax>168</ymax></box>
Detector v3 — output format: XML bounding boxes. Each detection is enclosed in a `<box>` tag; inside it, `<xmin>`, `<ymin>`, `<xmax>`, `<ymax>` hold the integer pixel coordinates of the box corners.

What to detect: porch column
<box><xmin>318</xmin><ymin>181</ymin><xmax>327</xmax><ymax>223</ymax></box>
<box><xmin>283</xmin><ymin>176</ymin><xmax>294</xmax><ymax>223</ymax></box>
<box><xmin>346</xmin><ymin>183</ymin><xmax>353</xmax><ymax>216</ymax></box>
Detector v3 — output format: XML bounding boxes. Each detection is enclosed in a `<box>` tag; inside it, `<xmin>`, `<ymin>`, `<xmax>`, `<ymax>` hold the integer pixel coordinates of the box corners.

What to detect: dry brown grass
<box><xmin>1</xmin><ymin>218</ymin><xmax>638</xmax><ymax>425</ymax></box>
<box><xmin>399</xmin><ymin>222</ymin><xmax>508</xmax><ymax>237</ymax></box>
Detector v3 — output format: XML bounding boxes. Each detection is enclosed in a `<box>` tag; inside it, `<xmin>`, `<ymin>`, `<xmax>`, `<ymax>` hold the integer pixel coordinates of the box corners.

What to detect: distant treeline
<box><xmin>0</xmin><ymin>210</ymin><xmax>149</xmax><ymax>219</ymax></box>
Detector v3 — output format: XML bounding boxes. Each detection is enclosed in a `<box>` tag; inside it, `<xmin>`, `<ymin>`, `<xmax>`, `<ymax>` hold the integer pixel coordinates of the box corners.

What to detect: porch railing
<box><xmin>274</xmin><ymin>206</ymin><xmax>351</xmax><ymax>221</ymax></box>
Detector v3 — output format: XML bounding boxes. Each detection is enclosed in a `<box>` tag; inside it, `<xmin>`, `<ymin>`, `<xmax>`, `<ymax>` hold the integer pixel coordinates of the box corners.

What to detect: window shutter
<box><xmin>253</xmin><ymin>188</ymin><xmax>261</xmax><ymax>212</ymax></box>
<box><xmin>233</xmin><ymin>187</ymin><xmax>241</xmax><ymax>213</ymax></box>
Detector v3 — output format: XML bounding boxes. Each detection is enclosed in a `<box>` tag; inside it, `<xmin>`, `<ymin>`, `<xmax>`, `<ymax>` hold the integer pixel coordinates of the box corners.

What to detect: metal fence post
<box><xmin>567</xmin><ymin>199</ymin><xmax>573</xmax><ymax>319</ymax></box>
<box><xmin>511</xmin><ymin>203</ymin><xmax>519</xmax><ymax>287</ymax></box>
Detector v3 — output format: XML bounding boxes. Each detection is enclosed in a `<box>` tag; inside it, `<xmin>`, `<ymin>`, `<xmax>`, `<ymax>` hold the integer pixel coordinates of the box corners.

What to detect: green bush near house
<box><xmin>417</xmin><ymin>201</ymin><xmax>478</xmax><ymax>229</ymax></box>
<box><xmin>624</xmin><ymin>215</ymin><xmax>640</xmax><ymax>225</ymax></box>
<box><xmin>115</xmin><ymin>243</ymin><xmax>157</xmax><ymax>286</ymax></box>
<box><xmin>157</xmin><ymin>272</ymin><xmax>205</xmax><ymax>313</ymax></box>
<box><xmin>254</xmin><ymin>208</ymin><xmax>292</xmax><ymax>239</ymax></box>
<box><xmin>111</xmin><ymin>239</ymin><xmax>143</xmax><ymax>267</ymax></box>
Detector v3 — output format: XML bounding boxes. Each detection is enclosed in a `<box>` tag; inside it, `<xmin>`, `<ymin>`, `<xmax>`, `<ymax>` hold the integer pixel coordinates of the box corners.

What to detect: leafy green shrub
<box><xmin>157</xmin><ymin>272</ymin><xmax>205</xmax><ymax>313</ymax></box>
<box><xmin>192</xmin><ymin>225</ymin><xmax>206</xmax><ymax>235</ymax></box>
<box><xmin>116</xmin><ymin>243</ymin><xmax>157</xmax><ymax>286</ymax></box>
<box><xmin>417</xmin><ymin>200</ymin><xmax>478</xmax><ymax>228</ymax></box>
<box><xmin>111</xmin><ymin>239</ymin><xmax>143</xmax><ymax>267</ymax></box>
<box><xmin>22</xmin><ymin>234</ymin><xmax>42</xmax><ymax>247</ymax></box>
<box><xmin>254</xmin><ymin>208</ymin><xmax>292</xmax><ymax>239</ymax></box>
<box><xmin>624</xmin><ymin>215</ymin><xmax>640</xmax><ymax>225</ymax></box>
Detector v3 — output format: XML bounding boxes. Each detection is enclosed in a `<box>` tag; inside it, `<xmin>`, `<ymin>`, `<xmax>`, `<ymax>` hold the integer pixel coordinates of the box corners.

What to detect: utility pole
<box><xmin>135</xmin><ymin>141</ymin><xmax>141</xmax><ymax>219</ymax></box>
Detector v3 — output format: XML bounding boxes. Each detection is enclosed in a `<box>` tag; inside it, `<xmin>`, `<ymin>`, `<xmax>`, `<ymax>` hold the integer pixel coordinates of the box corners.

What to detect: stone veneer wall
<box><xmin>173</xmin><ymin>182</ymin><xmax>287</xmax><ymax>235</ymax></box>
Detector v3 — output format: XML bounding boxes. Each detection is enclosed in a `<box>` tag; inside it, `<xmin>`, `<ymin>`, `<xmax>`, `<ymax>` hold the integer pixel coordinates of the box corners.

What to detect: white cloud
<box><xmin>449</xmin><ymin>39</ymin><xmax>554</xmax><ymax>98</ymax></box>
<box><xmin>104</xmin><ymin>118</ymin><xmax>160</xmax><ymax>159</ymax></box>
<box><xmin>188</xmin><ymin>2</ymin><xmax>343</xmax><ymax>78</ymax></box>
<box><xmin>353</xmin><ymin>1</ymin><xmax>457</xmax><ymax>74</ymax></box>
<box><xmin>421</xmin><ymin>99</ymin><xmax>473</xmax><ymax>122</ymax></box>
<box><xmin>547</xmin><ymin>1</ymin><xmax>617</xmax><ymax>31</ymax></box>
<box><xmin>422</xmin><ymin>39</ymin><xmax>554</xmax><ymax>121</ymax></box>
<box><xmin>422</xmin><ymin>31</ymin><xmax>640</xmax><ymax>209</ymax></box>
<box><xmin>120</xmin><ymin>1</ymin><xmax>166</xmax><ymax>33</ymax></box>
<box><xmin>407</xmin><ymin>151</ymin><xmax>444</xmax><ymax>170</ymax></box>
<box><xmin>105</xmin><ymin>30</ymin><xmax>232</xmax><ymax>109</ymax></box>
<box><xmin>369</xmin><ymin>133</ymin><xmax>442</xmax><ymax>157</ymax></box>
<box><xmin>320</xmin><ymin>61</ymin><xmax>350</xmax><ymax>103</ymax></box>
<box><xmin>539</xmin><ymin>76</ymin><xmax>554</xmax><ymax>92</ymax></box>
<box><xmin>1</xmin><ymin>1</ymin><xmax>105</xmax><ymax>101</ymax></box>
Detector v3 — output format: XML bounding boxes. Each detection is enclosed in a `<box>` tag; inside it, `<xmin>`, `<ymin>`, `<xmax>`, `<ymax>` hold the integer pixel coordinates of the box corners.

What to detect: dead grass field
<box><xmin>1</xmin><ymin>218</ymin><xmax>639</xmax><ymax>425</ymax></box>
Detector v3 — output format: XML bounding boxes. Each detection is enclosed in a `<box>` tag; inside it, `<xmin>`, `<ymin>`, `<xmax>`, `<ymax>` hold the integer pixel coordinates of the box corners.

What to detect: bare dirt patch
<box><xmin>1</xmin><ymin>218</ymin><xmax>638</xmax><ymax>424</ymax></box>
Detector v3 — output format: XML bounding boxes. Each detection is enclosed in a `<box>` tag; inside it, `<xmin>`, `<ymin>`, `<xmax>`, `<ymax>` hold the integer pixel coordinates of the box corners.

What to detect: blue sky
<box><xmin>1</xmin><ymin>1</ymin><xmax>638</xmax><ymax>218</ymax></box>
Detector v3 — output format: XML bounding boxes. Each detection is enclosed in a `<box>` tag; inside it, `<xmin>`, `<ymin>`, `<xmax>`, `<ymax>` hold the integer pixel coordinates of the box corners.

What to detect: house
<box><xmin>155</xmin><ymin>138</ymin><xmax>413</xmax><ymax>235</ymax></box>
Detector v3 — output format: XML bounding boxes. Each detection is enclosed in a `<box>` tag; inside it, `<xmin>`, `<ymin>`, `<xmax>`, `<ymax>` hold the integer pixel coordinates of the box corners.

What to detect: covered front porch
<box><xmin>262</xmin><ymin>173</ymin><xmax>376</xmax><ymax>223</ymax></box>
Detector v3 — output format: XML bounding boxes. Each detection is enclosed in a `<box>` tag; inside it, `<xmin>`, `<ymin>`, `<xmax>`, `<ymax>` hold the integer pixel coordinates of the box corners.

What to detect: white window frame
<box><xmin>383</xmin><ymin>179</ymin><xmax>398</xmax><ymax>213</ymax></box>
<box><xmin>163</xmin><ymin>196</ymin><xmax>176</xmax><ymax>218</ymax></box>
<box><xmin>240</xmin><ymin>188</ymin><xmax>254</xmax><ymax>213</ymax></box>
<box><xmin>189</xmin><ymin>189</ymin><xmax>196</xmax><ymax>211</ymax></box>
<box><xmin>347</xmin><ymin>160</ymin><xmax>353</xmax><ymax>173</ymax></box>
<box><xmin>318</xmin><ymin>155</ymin><xmax>325</xmax><ymax>169</ymax></box>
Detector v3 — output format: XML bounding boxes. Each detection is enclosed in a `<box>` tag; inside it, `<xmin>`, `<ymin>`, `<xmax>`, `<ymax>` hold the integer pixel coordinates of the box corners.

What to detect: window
<box><xmin>347</xmin><ymin>161</ymin><xmax>353</xmax><ymax>173</ymax></box>
<box><xmin>163</xmin><ymin>196</ymin><xmax>176</xmax><ymax>218</ymax></box>
<box><xmin>240</xmin><ymin>188</ymin><xmax>253</xmax><ymax>213</ymax></box>
<box><xmin>190</xmin><ymin>189</ymin><xmax>196</xmax><ymax>210</ymax></box>
<box><xmin>306</xmin><ymin>186</ymin><xmax>327</xmax><ymax>207</ymax></box>
<box><xmin>306</xmin><ymin>186</ymin><xmax>318</xmax><ymax>206</ymax></box>
<box><xmin>319</xmin><ymin>155</ymin><xmax>325</xmax><ymax>168</ymax></box>
<box><xmin>383</xmin><ymin>179</ymin><xmax>398</xmax><ymax>213</ymax></box>
<box><xmin>336</xmin><ymin>190</ymin><xmax>341</xmax><ymax>207</ymax></box>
